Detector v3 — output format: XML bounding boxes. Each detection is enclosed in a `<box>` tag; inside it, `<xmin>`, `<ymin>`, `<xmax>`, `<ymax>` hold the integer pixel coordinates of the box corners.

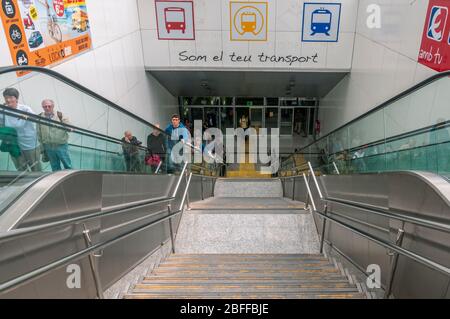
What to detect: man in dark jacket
<box><xmin>121</xmin><ymin>130</ymin><xmax>142</xmax><ymax>172</ymax></box>
<box><xmin>147</xmin><ymin>124</ymin><xmax>166</xmax><ymax>172</ymax></box>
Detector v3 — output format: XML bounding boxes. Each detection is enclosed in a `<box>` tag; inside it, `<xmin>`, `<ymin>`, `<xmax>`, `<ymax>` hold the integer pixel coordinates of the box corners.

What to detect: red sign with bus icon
<box><xmin>155</xmin><ymin>0</ymin><xmax>195</xmax><ymax>40</ymax></box>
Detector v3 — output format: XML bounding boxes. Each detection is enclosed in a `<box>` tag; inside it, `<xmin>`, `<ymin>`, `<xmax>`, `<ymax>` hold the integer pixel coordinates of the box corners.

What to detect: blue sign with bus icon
<box><xmin>302</xmin><ymin>3</ymin><xmax>341</xmax><ymax>42</ymax></box>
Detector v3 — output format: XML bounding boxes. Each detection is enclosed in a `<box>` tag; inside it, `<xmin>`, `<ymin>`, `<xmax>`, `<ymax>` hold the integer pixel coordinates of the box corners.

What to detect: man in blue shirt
<box><xmin>165</xmin><ymin>114</ymin><xmax>190</xmax><ymax>173</ymax></box>
<box><xmin>2</xmin><ymin>88</ymin><xmax>41</xmax><ymax>171</ymax></box>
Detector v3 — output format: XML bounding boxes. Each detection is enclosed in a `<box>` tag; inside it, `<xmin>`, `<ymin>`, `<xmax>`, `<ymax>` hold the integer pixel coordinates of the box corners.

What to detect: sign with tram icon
<box><xmin>155</xmin><ymin>0</ymin><xmax>195</xmax><ymax>40</ymax></box>
<box><xmin>230</xmin><ymin>1</ymin><xmax>268</xmax><ymax>41</ymax></box>
<box><xmin>302</xmin><ymin>2</ymin><xmax>341</xmax><ymax>42</ymax></box>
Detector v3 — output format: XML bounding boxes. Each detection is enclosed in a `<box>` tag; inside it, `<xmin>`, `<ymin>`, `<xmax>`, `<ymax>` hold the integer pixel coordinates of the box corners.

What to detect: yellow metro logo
<box><xmin>230</xmin><ymin>2</ymin><xmax>267</xmax><ymax>41</ymax></box>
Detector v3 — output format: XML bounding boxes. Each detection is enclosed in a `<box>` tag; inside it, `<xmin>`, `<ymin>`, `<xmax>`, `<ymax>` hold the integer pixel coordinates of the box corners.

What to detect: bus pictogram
<box><xmin>164</xmin><ymin>7</ymin><xmax>186</xmax><ymax>34</ymax></box>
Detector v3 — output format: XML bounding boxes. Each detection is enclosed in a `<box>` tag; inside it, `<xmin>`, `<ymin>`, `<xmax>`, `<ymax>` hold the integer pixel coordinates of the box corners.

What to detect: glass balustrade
<box><xmin>281</xmin><ymin>74</ymin><xmax>450</xmax><ymax>179</ymax></box>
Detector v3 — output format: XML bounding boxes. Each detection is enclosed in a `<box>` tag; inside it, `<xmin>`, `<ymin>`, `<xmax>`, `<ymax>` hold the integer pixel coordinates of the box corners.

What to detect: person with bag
<box><xmin>2</xmin><ymin>88</ymin><xmax>41</xmax><ymax>172</ymax></box>
<box><xmin>146</xmin><ymin>124</ymin><xmax>165</xmax><ymax>173</ymax></box>
<box><xmin>37</xmin><ymin>99</ymin><xmax>72</xmax><ymax>171</ymax></box>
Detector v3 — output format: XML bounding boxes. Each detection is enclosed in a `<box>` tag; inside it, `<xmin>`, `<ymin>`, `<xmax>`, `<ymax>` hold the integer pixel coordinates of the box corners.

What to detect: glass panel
<box><xmin>250</xmin><ymin>108</ymin><xmax>263</xmax><ymax>132</ymax></box>
<box><xmin>281</xmin><ymin>75</ymin><xmax>450</xmax><ymax>178</ymax></box>
<box><xmin>266</xmin><ymin>98</ymin><xmax>279</xmax><ymax>106</ymax></box>
<box><xmin>294</xmin><ymin>108</ymin><xmax>308</xmax><ymax>137</ymax></box>
<box><xmin>204</xmin><ymin>108</ymin><xmax>219</xmax><ymax>129</ymax></box>
<box><xmin>236</xmin><ymin>97</ymin><xmax>264</xmax><ymax>106</ymax></box>
<box><xmin>280</xmin><ymin>108</ymin><xmax>293</xmax><ymax>135</ymax></box>
<box><xmin>220</xmin><ymin>107</ymin><xmax>234</xmax><ymax>134</ymax></box>
<box><xmin>265</xmin><ymin>108</ymin><xmax>279</xmax><ymax>130</ymax></box>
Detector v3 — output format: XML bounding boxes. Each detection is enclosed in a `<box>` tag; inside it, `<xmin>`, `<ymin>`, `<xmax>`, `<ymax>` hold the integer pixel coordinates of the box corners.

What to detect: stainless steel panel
<box><xmin>0</xmin><ymin>171</ymin><xmax>182</xmax><ymax>298</ymax></box>
<box><xmin>309</xmin><ymin>171</ymin><xmax>450</xmax><ymax>298</ymax></box>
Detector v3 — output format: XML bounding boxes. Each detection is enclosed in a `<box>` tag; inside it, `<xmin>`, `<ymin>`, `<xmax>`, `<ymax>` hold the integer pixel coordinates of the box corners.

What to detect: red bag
<box><xmin>145</xmin><ymin>154</ymin><xmax>161</xmax><ymax>166</ymax></box>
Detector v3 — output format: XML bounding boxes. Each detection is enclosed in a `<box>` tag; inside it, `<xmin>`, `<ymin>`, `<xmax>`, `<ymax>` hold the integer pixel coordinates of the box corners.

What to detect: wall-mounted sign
<box><xmin>155</xmin><ymin>0</ymin><xmax>195</xmax><ymax>40</ymax></box>
<box><xmin>0</xmin><ymin>0</ymin><xmax>92</xmax><ymax>73</ymax></box>
<box><xmin>418</xmin><ymin>0</ymin><xmax>450</xmax><ymax>72</ymax></box>
<box><xmin>230</xmin><ymin>1</ymin><xmax>267</xmax><ymax>42</ymax></box>
<box><xmin>302</xmin><ymin>2</ymin><xmax>341</xmax><ymax>42</ymax></box>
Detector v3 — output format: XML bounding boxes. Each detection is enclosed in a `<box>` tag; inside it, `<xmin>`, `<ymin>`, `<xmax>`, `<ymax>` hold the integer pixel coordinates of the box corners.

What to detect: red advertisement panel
<box><xmin>418</xmin><ymin>0</ymin><xmax>450</xmax><ymax>72</ymax></box>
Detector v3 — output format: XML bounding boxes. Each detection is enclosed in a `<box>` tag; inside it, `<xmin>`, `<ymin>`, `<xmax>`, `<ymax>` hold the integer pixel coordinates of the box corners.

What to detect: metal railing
<box><xmin>0</xmin><ymin>163</ymin><xmax>193</xmax><ymax>298</ymax></box>
<box><xmin>299</xmin><ymin>161</ymin><xmax>450</xmax><ymax>298</ymax></box>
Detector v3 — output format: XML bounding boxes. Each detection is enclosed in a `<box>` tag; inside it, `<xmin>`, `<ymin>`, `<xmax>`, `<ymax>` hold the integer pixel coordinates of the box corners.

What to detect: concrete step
<box><xmin>124</xmin><ymin>292</ymin><xmax>366</xmax><ymax>299</ymax></box>
<box><xmin>167</xmin><ymin>254</ymin><xmax>325</xmax><ymax>259</ymax></box>
<box><xmin>125</xmin><ymin>254</ymin><xmax>365</xmax><ymax>299</ymax></box>
<box><xmin>157</xmin><ymin>263</ymin><xmax>335</xmax><ymax>270</ymax></box>
<box><xmin>214</xmin><ymin>179</ymin><xmax>283</xmax><ymax>197</ymax></box>
<box><xmin>140</xmin><ymin>278</ymin><xmax>351</xmax><ymax>285</ymax></box>
<box><xmin>132</xmin><ymin>284</ymin><xmax>359</xmax><ymax>294</ymax></box>
<box><xmin>152</xmin><ymin>268</ymin><xmax>341</xmax><ymax>276</ymax></box>
<box><xmin>148</xmin><ymin>273</ymin><xmax>347</xmax><ymax>279</ymax></box>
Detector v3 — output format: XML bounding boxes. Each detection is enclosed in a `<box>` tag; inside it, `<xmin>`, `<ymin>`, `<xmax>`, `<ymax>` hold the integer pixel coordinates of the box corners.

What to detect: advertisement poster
<box><xmin>418</xmin><ymin>0</ymin><xmax>450</xmax><ymax>72</ymax></box>
<box><xmin>1</xmin><ymin>0</ymin><xmax>92</xmax><ymax>73</ymax></box>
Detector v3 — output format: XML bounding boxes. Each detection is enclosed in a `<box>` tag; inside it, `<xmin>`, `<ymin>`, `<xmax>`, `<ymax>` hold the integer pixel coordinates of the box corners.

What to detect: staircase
<box><xmin>123</xmin><ymin>178</ymin><xmax>368</xmax><ymax>299</ymax></box>
<box><xmin>124</xmin><ymin>254</ymin><xmax>366</xmax><ymax>299</ymax></box>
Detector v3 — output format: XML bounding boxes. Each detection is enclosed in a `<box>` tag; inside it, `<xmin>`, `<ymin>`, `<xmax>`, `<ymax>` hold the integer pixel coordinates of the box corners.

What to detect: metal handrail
<box><xmin>0</xmin><ymin>195</ymin><xmax>174</xmax><ymax>244</ymax></box>
<box><xmin>283</xmin><ymin>164</ymin><xmax>450</xmax><ymax>234</ymax></box>
<box><xmin>311</xmin><ymin>208</ymin><xmax>450</xmax><ymax>277</ymax></box>
<box><xmin>0</xmin><ymin>165</ymin><xmax>190</xmax><ymax>243</ymax></box>
<box><xmin>301</xmin><ymin>162</ymin><xmax>450</xmax><ymax>298</ymax></box>
<box><xmin>325</xmin><ymin>196</ymin><xmax>450</xmax><ymax>233</ymax></box>
<box><xmin>0</xmin><ymin>164</ymin><xmax>194</xmax><ymax>295</ymax></box>
<box><xmin>0</xmin><ymin>206</ymin><xmax>185</xmax><ymax>294</ymax></box>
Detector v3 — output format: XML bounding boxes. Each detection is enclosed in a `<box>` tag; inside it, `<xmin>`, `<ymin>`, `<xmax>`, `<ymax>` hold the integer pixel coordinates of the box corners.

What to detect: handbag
<box><xmin>145</xmin><ymin>154</ymin><xmax>161</xmax><ymax>166</ymax></box>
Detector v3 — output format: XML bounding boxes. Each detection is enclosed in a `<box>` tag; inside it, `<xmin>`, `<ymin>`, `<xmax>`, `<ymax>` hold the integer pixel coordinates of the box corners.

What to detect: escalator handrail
<box><xmin>0</xmin><ymin>105</ymin><xmax>151</xmax><ymax>153</ymax></box>
<box><xmin>0</xmin><ymin>163</ymin><xmax>189</xmax><ymax>241</ymax></box>
<box><xmin>306</xmin><ymin>163</ymin><xmax>450</xmax><ymax>233</ymax></box>
<box><xmin>0</xmin><ymin>65</ymin><xmax>167</xmax><ymax>136</ymax></box>
<box><xmin>283</xmin><ymin>166</ymin><xmax>450</xmax><ymax>233</ymax></box>
<box><xmin>285</xmin><ymin>70</ymin><xmax>450</xmax><ymax>161</ymax></box>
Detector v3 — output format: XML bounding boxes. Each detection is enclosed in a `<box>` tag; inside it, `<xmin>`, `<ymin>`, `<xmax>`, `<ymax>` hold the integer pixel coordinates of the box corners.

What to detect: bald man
<box><xmin>121</xmin><ymin>130</ymin><xmax>142</xmax><ymax>172</ymax></box>
<box><xmin>38</xmin><ymin>99</ymin><xmax>72</xmax><ymax>171</ymax></box>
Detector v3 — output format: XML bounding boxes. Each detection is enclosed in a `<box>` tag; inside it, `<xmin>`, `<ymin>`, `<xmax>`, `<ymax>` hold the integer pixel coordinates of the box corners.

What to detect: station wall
<box><xmin>139</xmin><ymin>0</ymin><xmax>358</xmax><ymax>71</ymax></box>
<box><xmin>320</xmin><ymin>0</ymin><xmax>439</xmax><ymax>135</ymax></box>
<box><xmin>0</xmin><ymin>0</ymin><xmax>178</xmax><ymax>142</ymax></box>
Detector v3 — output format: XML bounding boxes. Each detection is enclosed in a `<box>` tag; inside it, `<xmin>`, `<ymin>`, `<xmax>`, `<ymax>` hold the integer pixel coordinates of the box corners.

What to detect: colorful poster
<box><xmin>418</xmin><ymin>0</ymin><xmax>450</xmax><ymax>72</ymax></box>
<box><xmin>1</xmin><ymin>0</ymin><xmax>92</xmax><ymax>73</ymax></box>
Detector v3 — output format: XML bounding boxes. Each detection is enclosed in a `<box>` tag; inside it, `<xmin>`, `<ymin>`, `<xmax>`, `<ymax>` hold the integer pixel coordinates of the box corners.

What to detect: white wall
<box><xmin>139</xmin><ymin>0</ymin><xmax>358</xmax><ymax>71</ymax></box>
<box><xmin>320</xmin><ymin>0</ymin><xmax>438</xmax><ymax>135</ymax></box>
<box><xmin>0</xmin><ymin>0</ymin><xmax>177</xmax><ymax>142</ymax></box>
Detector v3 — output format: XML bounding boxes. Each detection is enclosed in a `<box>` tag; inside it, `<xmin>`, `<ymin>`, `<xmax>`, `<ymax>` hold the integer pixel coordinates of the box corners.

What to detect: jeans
<box><xmin>44</xmin><ymin>144</ymin><xmax>72</xmax><ymax>172</ymax></box>
<box><xmin>11</xmin><ymin>146</ymin><xmax>42</xmax><ymax>172</ymax></box>
<box><xmin>125</xmin><ymin>154</ymin><xmax>141</xmax><ymax>172</ymax></box>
